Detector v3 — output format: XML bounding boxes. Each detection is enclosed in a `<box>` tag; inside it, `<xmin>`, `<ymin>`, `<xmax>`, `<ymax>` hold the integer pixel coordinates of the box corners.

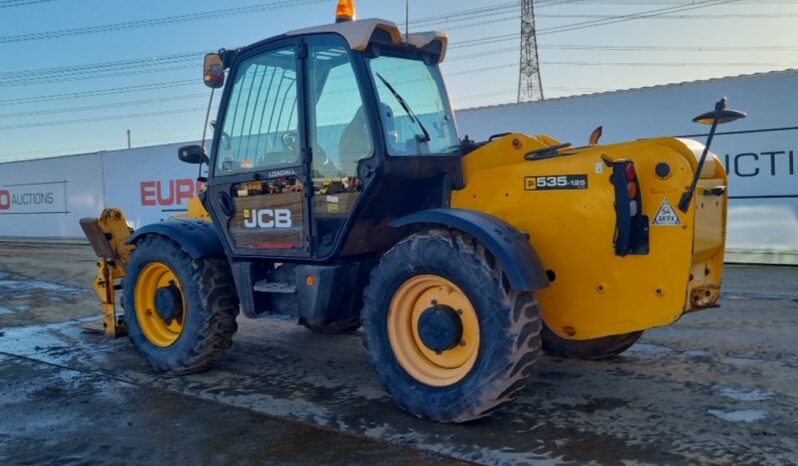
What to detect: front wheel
<box><xmin>361</xmin><ymin>230</ymin><xmax>542</xmax><ymax>423</ymax></box>
<box><xmin>122</xmin><ymin>235</ymin><xmax>239</xmax><ymax>374</ymax></box>
<box><xmin>541</xmin><ymin>325</ymin><xmax>642</xmax><ymax>360</ymax></box>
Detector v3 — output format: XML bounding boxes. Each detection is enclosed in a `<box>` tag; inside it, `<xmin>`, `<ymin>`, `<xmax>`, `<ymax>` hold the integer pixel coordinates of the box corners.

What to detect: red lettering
<box><xmin>141</xmin><ymin>178</ymin><xmax>201</xmax><ymax>206</ymax></box>
<box><xmin>156</xmin><ymin>180</ymin><xmax>175</xmax><ymax>206</ymax></box>
<box><xmin>175</xmin><ymin>178</ymin><xmax>195</xmax><ymax>205</ymax></box>
<box><xmin>140</xmin><ymin>181</ymin><xmax>156</xmax><ymax>206</ymax></box>
<box><xmin>0</xmin><ymin>189</ymin><xmax>10</xmax><ymax>210</ymax></box>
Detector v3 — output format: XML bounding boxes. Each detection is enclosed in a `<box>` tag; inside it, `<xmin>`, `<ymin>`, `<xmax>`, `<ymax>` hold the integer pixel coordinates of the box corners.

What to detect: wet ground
<box><xmin>0</xmin><ymin>242</ymin><xmax>797</xmax><ymax>465</ymax></box>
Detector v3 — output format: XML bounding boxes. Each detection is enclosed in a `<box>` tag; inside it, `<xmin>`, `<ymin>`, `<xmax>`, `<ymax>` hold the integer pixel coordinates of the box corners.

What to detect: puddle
<box><xmin>715</xmin><ymin>385</ymin><xmax>775</xmax><ymax>402</ymax></box>
<box><xmin>0</xmin><ymin>278</ymin><xmax>81</xmax><ymax>293</ymax></box>
<box><xmin>626</xmin><ymin>343</ymin><xmax>675</xmax><ymax>355</ymax></box>
<box><xmin>707</xmin><ymin>409</ymin><xmax>768</xmax><ymax>423</ymax></box>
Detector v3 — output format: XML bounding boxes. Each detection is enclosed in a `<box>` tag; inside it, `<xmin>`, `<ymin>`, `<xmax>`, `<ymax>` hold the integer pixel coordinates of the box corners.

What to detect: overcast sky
<box><xmin>1</xmin><ymin>0</ymin><xmax>797</xmax><ymax>161</ymax></box>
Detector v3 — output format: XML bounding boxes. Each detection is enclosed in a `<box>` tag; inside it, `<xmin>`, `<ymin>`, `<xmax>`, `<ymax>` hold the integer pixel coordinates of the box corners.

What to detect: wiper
<box><xmin>375</xmin><ymin>72</ymin><xmax>431</xmax><ymax>143</ymax></box>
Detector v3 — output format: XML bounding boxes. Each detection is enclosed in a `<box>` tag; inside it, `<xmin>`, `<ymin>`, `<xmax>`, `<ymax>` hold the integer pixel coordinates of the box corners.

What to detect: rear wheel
<box><xmin>362</xmin><ymin>230</ymin><xmax>541</xmax><ymax>423</ymax></box>
<box><xmin>541</xmin><ymin>325</ymin><xmax>642</xmax><ymax>360</ymax></box>
<box><xmin>123</xmin><ymin>235</ymin><xmax>239</xmax><ymax>374</ymax></box>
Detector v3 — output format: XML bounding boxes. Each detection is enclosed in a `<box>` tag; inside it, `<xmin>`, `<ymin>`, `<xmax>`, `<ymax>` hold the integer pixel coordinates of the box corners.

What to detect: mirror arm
<box><xmin>678</xmin><ymin>97</ymin><xmax>726</xmax><ymax>213</ymax></box>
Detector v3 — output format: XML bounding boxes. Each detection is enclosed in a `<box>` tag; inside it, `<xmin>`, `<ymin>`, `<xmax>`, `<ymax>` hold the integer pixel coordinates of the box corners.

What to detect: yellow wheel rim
<box><xmin>134</xmin><ymin>261</ymin><xmax>186</xmax><ymax>347</ymax></box>
<box><xmin>388</xmin><ymin>275</ymin><xmax>480</xmax><ymax>387</ymax></box>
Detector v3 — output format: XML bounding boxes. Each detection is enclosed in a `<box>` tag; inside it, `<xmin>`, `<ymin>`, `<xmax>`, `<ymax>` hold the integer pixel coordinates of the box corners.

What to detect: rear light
<box><xmin>624</xmin><ymin>163</ymin><xmax>637</xmax><ymax>181</ymax></box>
<box><xmin>627</xmin><ymin>181</ymin><xmax>638</xmax><ymax>199</ymax></box>
<box><xmin>605</xmin><ymin>158</ymin><xmax>649</xmax><ymax>256</ymax></box>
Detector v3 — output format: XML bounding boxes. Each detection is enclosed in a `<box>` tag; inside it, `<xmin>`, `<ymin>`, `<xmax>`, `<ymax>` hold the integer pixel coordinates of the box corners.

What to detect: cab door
<box><xmin>206</xmin><ymin>41</ymin><xmax>311</xmax><ymax>258</ymax></box>
<box><xmin>304</xmin><ymin>35</ymin><xmax>376</xmax><ymax>258</ymax></box>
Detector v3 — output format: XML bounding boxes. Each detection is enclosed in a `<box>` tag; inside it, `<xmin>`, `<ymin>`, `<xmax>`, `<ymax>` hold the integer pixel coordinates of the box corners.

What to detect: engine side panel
<box><xmin>452</xmin><ymin>134</ymin><xmax>727</xmax><ymax>340</ymax></box>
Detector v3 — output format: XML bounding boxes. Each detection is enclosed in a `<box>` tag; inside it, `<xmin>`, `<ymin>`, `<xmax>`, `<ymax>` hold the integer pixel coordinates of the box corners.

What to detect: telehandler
<box><xmin>81</xmin><ymin>0</ymin><xmax>744</xmax><ymax>422</ymax></box>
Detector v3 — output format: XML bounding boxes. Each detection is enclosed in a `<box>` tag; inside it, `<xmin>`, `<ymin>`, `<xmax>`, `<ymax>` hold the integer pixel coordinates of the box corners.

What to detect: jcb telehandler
<box><xmin>81</xmin><ymin>0</ymin><xmax>744</xmax><ymax>422</ymax></box>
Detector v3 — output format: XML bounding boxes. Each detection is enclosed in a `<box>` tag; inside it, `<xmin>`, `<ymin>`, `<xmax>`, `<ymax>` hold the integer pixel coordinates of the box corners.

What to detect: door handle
<box><xmin>218</xmin><ymin>191</ymin><xmax>235</xmax><ymax>217</ymax></box>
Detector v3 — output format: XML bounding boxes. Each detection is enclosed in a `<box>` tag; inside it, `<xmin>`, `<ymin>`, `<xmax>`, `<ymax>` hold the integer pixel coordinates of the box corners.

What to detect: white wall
<box><xmin>102</xmin><ymin>142</ymin><xmax>205</xmax><ymax>229</ymax></box>
<box><xmin>0</xmin><ymin>143</ymin><xmax>203</xmax><ymax>239</ymax></box>
<box><xmin>0</xmin><ymin>153</ymin><xmax>104</xmax><ymax>237</ymax></box>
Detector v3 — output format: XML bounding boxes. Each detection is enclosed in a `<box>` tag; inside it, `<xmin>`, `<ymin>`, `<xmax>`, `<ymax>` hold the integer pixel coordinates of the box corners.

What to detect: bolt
<box><xmin>459</xmin><ymin>340</ymin><xmax>466</xmax><ymax>346</ymax></box>
<box><xmin>431</xmin><ymin>299</ymin><xmax>438</xmax><ymax>306</ymax></box>
<box><xmin>456</xmin><ymin>309</ymin><xmax>463</xmax><ymax>315</ymax></box>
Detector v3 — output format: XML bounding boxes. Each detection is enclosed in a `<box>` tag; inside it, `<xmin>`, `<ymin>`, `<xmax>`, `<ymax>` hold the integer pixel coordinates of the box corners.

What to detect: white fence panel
<box><xmin>101</xmin><ymin>142</ymin><xmax>205</xmax><ymax>230</ymax></box>
<box><xmin>0</xmin><ymin>153</ymin><xmax>104</xmax><ymax>238</ymax></box>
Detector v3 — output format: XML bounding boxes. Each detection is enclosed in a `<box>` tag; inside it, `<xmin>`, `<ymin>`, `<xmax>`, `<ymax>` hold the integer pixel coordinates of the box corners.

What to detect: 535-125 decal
<box><xmin>525</xmin><ymin>174</ymin><xmax>588</xmax><ymax>191</ymax></box>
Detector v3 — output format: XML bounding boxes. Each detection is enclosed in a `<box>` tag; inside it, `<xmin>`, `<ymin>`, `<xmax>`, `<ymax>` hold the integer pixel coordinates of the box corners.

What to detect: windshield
<box><xmin>368</xmin><ymin>54</ymin><xmax>460</xmax><ymax>156</ymax></box>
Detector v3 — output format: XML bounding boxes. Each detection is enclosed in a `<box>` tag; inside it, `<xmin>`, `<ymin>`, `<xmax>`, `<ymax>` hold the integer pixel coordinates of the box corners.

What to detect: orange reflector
<box><xmin>306</xmin><ymin>275</ymin><xmax>317</xmax><ymax>286</ymax></box>
<box><xmin>627</xmin><ymin>182</ymin><xmax>638</xmax><ymax>198</ymax></box>
<box><xmin>336</xmin><ymin>0</ymin><xmax>356</xmax><ymax>22</ymax></box>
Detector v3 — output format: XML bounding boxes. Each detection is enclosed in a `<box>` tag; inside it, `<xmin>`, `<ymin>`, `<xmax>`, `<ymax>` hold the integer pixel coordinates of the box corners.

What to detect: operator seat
<box><xmin>339</xmin><ymin>106</ymin><xmax>372</xmax><ymax>176</ymax></box>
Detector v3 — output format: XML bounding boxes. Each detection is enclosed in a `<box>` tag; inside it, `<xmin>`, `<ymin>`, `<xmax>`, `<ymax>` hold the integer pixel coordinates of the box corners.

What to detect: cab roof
<box><xmin>286</xmin><ymin>18</ymin><xmax>449</xmax><ymax>64</ymax></box>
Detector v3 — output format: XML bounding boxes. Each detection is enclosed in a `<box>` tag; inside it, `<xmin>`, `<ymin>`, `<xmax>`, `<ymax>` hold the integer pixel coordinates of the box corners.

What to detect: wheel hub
<box><xmin>154</xmin><ymin>285</ymin><xmax>182</xmax><ymax>323</ymax></box>
<box><xmin>417</xmin><ymin>304</ymin><xmax>463</xmax><ymax>353</ymax></box>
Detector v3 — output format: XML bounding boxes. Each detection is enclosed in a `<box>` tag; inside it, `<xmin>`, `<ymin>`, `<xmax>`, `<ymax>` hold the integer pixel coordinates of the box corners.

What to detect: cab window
<box><xmin>216</xmin><ymin>47</ymin><xmax>299</xmax><ymax>175</ymax></box>
<box><xmin>306</xmin><ymin>36</ymin><xmax>373</xmax><ymax>215</ymax></box>
<box><xmin>368</xmin><ymin>54</ymin><xmax>460</xmax><ymax>156</ymax></box>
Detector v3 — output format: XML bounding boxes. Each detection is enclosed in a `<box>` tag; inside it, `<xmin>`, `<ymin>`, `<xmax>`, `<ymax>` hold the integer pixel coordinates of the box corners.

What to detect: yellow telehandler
<box><xmin>81</xmin><ymin>0</ymin><xmax>744</xmax><ymax>422</ymax></box>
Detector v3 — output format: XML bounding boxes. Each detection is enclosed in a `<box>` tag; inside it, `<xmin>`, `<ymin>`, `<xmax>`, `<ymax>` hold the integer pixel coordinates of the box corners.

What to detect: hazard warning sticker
<box><xmin>652</xmin><ymin>197</ymin><xmax>681</xmax><ymax>226</ymax></box>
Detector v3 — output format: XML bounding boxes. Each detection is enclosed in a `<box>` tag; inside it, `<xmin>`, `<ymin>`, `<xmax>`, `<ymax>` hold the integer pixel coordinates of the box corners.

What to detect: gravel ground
<box><xmin>0</xmin><ymin>242</ymin><xmax>796</xmax><ymax>465</ymax></box>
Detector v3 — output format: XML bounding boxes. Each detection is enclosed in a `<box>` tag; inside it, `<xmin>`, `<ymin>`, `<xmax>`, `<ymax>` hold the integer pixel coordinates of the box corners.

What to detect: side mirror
<box><xmin>178</xmin><ymin>145</ymin><xmax>209</xmax><ymax>165</ymax></box>
<box><xmin>693</xmin><ymin>108</ymin><xmax>746</xmax><ymax>125</ymax></box>
<box><xmin>204</xmin><ymin>53</ymin><xmax>225</xmax><ymax>89</ymax></box>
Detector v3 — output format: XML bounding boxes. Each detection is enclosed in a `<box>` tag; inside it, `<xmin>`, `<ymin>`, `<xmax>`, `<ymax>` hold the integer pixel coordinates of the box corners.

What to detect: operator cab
<box><xmin>192</xmin><ymin>17</ymin><xmax>462</xmax><ymax>262</ymax></box>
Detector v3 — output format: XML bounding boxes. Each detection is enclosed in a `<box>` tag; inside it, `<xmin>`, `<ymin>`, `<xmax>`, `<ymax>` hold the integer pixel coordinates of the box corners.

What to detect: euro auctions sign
<box><xmin>0</xmin><ymin>181</ymin><xmax>68</xmax><ymax>214</ymax></box>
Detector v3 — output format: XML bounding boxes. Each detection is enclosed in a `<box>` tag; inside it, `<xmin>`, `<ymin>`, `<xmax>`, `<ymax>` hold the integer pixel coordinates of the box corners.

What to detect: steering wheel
<box><xmin>282</xmin><ymin>131</ymin><xmax>298</xmax><ymax>154</ymax></box>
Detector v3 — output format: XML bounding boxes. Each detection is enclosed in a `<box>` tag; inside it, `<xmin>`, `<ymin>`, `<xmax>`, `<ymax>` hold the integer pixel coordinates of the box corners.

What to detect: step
<box><xmin>253</xmin><ymin>280</ymin><xmax>297</xmax><ymax>294</ymax></box>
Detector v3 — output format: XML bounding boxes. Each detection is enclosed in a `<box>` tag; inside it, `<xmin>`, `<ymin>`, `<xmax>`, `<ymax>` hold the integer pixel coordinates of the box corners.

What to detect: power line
<box><xmin>0</xmin><ymin>93</ymin><xmax>208</xmax><ymax>119</ymax></box>
<box><xmin>0</xmin><ymin>107</ymin><xmax>207</xmax><ymax>131</ymax></box>
<box><xmin>0</xmin><ymin>0</ymin><xmax>332</xmax><ymax>44</ymax></box>
<box><xmin>0</xmin><ymin>63</ymin><xmax>197</xmax><ymax>87</ymax></box>
<box><xmin>0</xmin><ymin>52</ymin><xmax>203</xmax><ymax>80</ymax></box>
<box><xmin>0</xmin><ymin>80</ymin><xmax>197</xmax><ymax>106</ymax></box>
<box><xmin>0</xmin><ymin>0</ymin><xmax>59</xmax><ymax>8</ymax></box>
<box><xmin>538</xmin><ymin>0</ymin><xmax>743</xmax><ymax>35</ymax></box>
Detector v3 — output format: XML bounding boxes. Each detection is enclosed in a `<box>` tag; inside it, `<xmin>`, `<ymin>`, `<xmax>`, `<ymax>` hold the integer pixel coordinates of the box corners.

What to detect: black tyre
<box><xmin>122</xmin><ymin>235</ymin><xmax>239</xmax><ymax>374</ymax></box>
<box><xmin>541</xmin><ymin>325</ymin><xmax>642</xmax><ymax>360</ymax></box>
<box><xmin>362</xmin><ymin>229</ymin><xmax>541</xmax><ymax>423</ymax></box>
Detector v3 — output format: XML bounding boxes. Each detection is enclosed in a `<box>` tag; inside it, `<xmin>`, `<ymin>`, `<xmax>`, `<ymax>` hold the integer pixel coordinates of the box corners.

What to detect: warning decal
<box><xmin>653</xmin><ymin>197</ymin><xmax>681</xmax><ymax>226</ymax></box>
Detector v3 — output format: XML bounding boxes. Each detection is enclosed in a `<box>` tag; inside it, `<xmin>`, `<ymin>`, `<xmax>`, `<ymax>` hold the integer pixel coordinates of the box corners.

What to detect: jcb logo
<box><xmin>243</xmin><ymin>209</ymin><xmax>293</xmax><ymax>229</ymax></box>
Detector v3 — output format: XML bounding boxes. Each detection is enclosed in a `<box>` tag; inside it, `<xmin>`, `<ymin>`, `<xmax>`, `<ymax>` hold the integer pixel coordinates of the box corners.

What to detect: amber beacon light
<box><xmin>336</xmin><ymin>0</ymin><xmax>356</xmax><ymax>22</ymax></box>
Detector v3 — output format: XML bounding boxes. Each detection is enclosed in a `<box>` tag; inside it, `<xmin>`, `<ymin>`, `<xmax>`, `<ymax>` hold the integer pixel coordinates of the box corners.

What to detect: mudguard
<box><xmin>127</xmin><ymin>219</ymin><xmax>224</xmax><ymax>259</ymax></box>
<box><xmin>391</xmin><ymin>208</ymin><xmax>549</xmax><ymax>291</ymax></box>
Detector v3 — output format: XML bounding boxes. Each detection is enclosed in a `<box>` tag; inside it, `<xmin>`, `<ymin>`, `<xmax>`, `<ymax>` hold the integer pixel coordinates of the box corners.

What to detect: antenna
<box><xmin>405</xmin><ymin>0</ymin><xmax>410</xmax><ymax>39</ymax></box>
<box><xmin>518</xmin><ymin>0</ymin><xmax>544</xmax><ymax>102</ymax></box>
